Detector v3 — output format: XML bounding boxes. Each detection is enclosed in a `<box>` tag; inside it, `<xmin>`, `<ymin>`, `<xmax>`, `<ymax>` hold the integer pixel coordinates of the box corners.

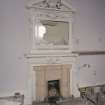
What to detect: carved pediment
<box><xmin>27</xmin><ymin>0</ymin><xmax>74</xmax><ymax>12</ymax></box>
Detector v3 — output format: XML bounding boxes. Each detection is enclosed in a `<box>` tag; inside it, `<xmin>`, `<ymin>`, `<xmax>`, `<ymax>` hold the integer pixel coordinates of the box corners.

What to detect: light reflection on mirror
<box><xmin>36</xmin><ymin>20</ymin><xmax>69</xmax><ymax>46</ymax></box>
<box><xmin>38</xmin><ymin>24</ymin><xmax>46</xmax><ymax>39</ymax></box>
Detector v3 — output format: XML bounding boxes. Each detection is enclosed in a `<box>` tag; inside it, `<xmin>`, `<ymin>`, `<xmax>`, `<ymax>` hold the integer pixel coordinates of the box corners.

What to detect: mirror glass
<box><xmin>35</xmin><ymin>20</ymin><xmax>69</xmax><ymax>46</ymax></box>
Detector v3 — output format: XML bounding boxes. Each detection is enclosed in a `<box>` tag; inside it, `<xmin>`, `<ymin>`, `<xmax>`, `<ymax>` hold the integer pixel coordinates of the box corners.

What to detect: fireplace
<box><xmin>25</xmin><ymin>53</ymin><xmax>79</xmax><ymax>104</ymax></box>
<box><xmin>25</xmin><ymin>0</ymin><xmax>78</xmax><ymax>104</ymax></box>
<box><xmin>34</xmin><ymin>64</ymin><xmax>72</xmax><ymax>101</ymax></box>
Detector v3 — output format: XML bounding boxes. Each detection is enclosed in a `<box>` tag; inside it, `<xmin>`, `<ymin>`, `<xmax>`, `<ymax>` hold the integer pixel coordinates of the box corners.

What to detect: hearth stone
<box><xmin>32</xmin><ymin>97</ymin><xmax>82</xmax><ymax>105</ymax></box>
<box><xmin>44</xmin><ymin>95</ymin><xmax>63</xmax><ymax>103</ymax></box>
<box><xmin>48</xmin><ymin>96</ymin><xmax>60</xmax><ymax>103</ymax></box>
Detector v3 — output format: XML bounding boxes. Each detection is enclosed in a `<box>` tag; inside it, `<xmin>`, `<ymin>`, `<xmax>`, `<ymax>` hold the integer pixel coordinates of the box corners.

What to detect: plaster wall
<box><xmin>69</xmin><ymin>0</ymin><xmax>105</xmax><ymax>50</ymax></box>
<box><xmin>0</xmin><ymin>0</ymin><xmax>105</xmax><ymax>101</ymax></box>
<box><xmin>76</xmin><ymin>55</ymin><xmax>105</xmax><ymax>88</ymax></box>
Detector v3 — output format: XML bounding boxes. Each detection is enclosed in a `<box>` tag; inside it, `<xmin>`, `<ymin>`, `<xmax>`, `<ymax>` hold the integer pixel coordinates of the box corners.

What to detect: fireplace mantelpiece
<box><xmin>25</xmin><ymin>0</ymin><xmax>79</xmax><ymax>104</ymax></box>
<box><xmin>24</xmin><ymin>51</ymin><xmax>79</xmax><ymax>104</ymax></box>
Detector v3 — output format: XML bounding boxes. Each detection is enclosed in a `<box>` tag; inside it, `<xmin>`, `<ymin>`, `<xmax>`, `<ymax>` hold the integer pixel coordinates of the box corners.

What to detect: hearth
<box><xmin>25</xmin><ymin>52</ymin><xmax>78</xmax><ymax>104</ymax></box>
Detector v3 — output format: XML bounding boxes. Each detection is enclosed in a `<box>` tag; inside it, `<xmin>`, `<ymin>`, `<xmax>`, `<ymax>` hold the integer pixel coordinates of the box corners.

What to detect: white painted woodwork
<box><xmin>25</xmin><ymin>0</ymin><xmax>79</xmax><ymax>104</ymax></box>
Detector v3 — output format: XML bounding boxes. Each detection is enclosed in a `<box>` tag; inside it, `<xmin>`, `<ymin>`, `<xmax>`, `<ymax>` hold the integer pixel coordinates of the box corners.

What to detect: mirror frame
<box><xmin>33</xmin><ymin>17</ymin><xmax>72</xmax><ymax>50</ymax></box>
<box><xmin>26</xmin><ymin>0</ymin><xmax>75</xmax><ymax>52</ymax></box>
<box><xmin>27</xmin><ymin>1</ymin><xmax>74</xmax><ymax>51</ymax></box>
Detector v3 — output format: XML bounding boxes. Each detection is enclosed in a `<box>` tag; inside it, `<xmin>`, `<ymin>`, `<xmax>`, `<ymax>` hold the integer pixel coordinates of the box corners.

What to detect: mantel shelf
<box><xmin>25</xmin><ymin>50</ymin><xmax>105</xmax><ymax>58</ymax></box>
<box><xmin>25</xmin><ymin>50</ymin><xmax>77</xmax><ymax>58</ymax></box>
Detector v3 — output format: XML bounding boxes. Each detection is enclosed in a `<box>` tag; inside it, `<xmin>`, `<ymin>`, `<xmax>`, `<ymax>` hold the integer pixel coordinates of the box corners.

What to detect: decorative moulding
<box><xmin>25</xmin><ymin>50</ymin><xmax>78</xmax><ymax>58</ymax></box>
<box><xmin>26</xmin><ymin>0</ymin><xmax>75</xmax><ymax>13</ymax></box>
<box><xmin>26</xmin><ymin>0</ymin><xmax>75</xmax><ymax>51</ymax></box>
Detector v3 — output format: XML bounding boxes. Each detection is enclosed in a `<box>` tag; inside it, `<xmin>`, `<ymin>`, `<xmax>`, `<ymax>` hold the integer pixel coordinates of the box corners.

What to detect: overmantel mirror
<box><xmin>27</xmin><ymin>0</ymin><xmax>74</xmax><ymax>50</ymax></box>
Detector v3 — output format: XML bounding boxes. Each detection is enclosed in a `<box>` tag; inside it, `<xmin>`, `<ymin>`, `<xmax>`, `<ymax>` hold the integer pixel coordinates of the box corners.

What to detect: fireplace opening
<box><xmin>48</xmin><ymin>80</ymin><xmax>60</xmax><ymax>96</ymax></box>
<box><xmin>47</xmin><ymin>80</ymin><xmax>61</xmax><ymax>103</ymax></box>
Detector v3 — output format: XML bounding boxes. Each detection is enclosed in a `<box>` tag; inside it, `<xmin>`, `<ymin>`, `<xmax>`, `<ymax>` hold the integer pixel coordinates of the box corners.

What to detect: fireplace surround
<box><xmin>34</xmin><ymin>64</ymin><xmax>71</xmax><ymax>101</ymax></box>
<box><xmin>25</xmin><ymin>0</ymin><xmax>79</xmax><ymax>104</ymax></box>
<box><xmin>25</xmin><ymin>51</ymin><xmax>79</xmax><ymax>104</ymax></box>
